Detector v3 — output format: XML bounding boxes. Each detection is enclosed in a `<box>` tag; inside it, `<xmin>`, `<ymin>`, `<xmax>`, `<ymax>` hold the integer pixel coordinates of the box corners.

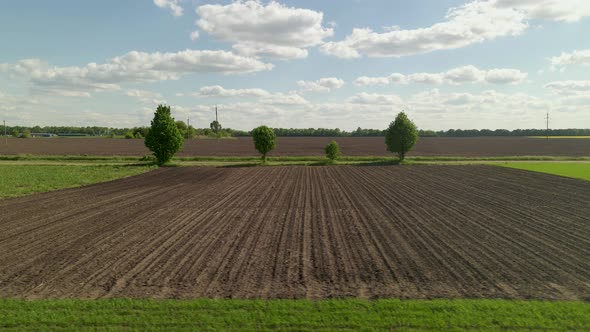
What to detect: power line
<box><xmin>546</xmin><ymin>112</ymin><xmax>550</xmax><ymax>140</ymax></box>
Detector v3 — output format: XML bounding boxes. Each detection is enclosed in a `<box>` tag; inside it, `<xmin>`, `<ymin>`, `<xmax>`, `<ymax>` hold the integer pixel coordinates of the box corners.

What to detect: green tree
<box><xmin>175</xmin><ymin>120</ymin><xmax>188</xmax><ymax>138</ymax></box>
<box><xmin>21</xmin><ymin>129</ymin><xmax>31</xmax><ymax>139</ymax></box>
<box><xmin>186</xmin><ymin>125</ymin><xmax>197</xmax><ymax>139</ymax></box>
<box><xmin>252</xmin><ymin>125</ymin><xmax>276</xmax><ymax>162</ymax></box>
<box><xmin>145</xmin><ymin>104</ymin><xmax>184</xmax><ymax>165</ymax></box>
<box><xmin>124</xmin><ymin>131</ymin><xmax>134</xmax><ymax>139</ymax></box>
<box><xmin>210</xmin><ymin>120</ymin><xmax>222</xmax><ymax>133</ymax></box>
<box><xmin>132</xmin><ymin>127</ymin><xmax>149</xmax><ymax>138</ymax></box>
<box><xmin>385</xmin><ymin>112</ymin><xmax>418</xmax><ymax>161</ymax></box>
<box><xmin>11</xmin><ymin>129</ymin><xmax>19</xmax><ymax>138</ymax></box>
<box><xmin>325</xmin><ymin>140</ymin><xmax>341</xmax><ymax>162</ymax></box>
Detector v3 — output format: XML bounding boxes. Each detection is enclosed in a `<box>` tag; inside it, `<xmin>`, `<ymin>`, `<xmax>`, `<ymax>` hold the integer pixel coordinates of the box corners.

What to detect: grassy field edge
<box><xmin>0</xmin><ymin>298</ymin><xmax>588</xmax><ymax>331</ymax></box>
<box><xmin>1</xmin><ymin>154</ymin><xmax>589</xmax><ymax>164</ymax></box>
<box><xmin>0</xmin><ymin>164</ymin><xmax>155</xmax><ymax>199</ymax></box>
<box><xmin>493</xmin><ymin>162</ymin><xmax>590</xmax><ymax>181</ymax></box>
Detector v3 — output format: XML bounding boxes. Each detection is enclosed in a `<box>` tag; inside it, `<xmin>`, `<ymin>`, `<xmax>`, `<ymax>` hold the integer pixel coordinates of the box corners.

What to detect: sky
<box><xmin>1</xmin><ymin>0</ymin><xmax>589</xmax><ymax>131</ymax></box>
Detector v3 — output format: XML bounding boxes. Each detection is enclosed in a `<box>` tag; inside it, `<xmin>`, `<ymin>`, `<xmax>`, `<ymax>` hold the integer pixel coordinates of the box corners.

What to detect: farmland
<box><xmin>1</xmin><ymin>136</ymin><xmax>590</xmax><ymax>157</ymax></box>
<box><xmin>1</xmin><ymin>166</ymin><xmax>588</xmax><ymax>300</ymax></box>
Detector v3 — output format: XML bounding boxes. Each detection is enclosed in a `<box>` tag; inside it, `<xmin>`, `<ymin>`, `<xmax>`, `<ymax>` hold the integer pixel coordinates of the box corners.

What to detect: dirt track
<box><xmin>1</xmin><ymin>136</ymin><xmax>589</xmax><ymax>156</ymax></box>
<box><xmin>0</xmin><ymin>165</ymin><xmax>588</xmax><ymax>300</ymax></box>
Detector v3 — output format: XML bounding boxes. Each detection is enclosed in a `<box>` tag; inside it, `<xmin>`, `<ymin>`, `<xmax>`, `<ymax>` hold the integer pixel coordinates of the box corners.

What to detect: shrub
<box><xmin>252</xmin><ymin>125</ymin><xmax>276</xmax><ymax>162</ymax></box>
<box><xmin>385</xmin><ymin>112</ymin><xmax>418</xmax><ymax>161</ymax></box>
<box><xmin>144</xmin><ymin>104</ymin><xmax>184</xmax><ymax>166</ymax></box>
<box><xmin>124</xmin><ymin>131</ymin><xmax>134</xmax><ymax>139</ymax></box>
<box><xmin>325</xmin><ymin>140</ymin><xmax>341</xmax><ymax>162</ymax></box>
<box><xmin>21</xmin><ymin>129</ymin><xmax>31</xmax><ymax>139</ymax></box>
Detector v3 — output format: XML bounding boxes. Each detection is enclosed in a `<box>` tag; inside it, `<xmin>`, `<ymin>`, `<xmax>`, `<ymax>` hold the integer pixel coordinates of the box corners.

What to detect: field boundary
<box><xmin>1</xmin><ymin>154</ymin><xmax>589</xmax><ymax>167</ymax></box>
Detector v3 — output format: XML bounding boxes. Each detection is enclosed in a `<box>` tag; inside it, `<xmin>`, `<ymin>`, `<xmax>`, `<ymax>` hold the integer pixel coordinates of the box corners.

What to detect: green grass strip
<box><xmin>0</xmin><ymin>299</ymin><xmax>587</xmax><ymax>331</ymax></box>
<box><xmin>494</xmin><ymin>162</ymin><xmax>590</xmax><ymax>181</ymax></box>
<box><xmin>0</xmin><ymin>165</ymin><xmax>155</xmax><ymax>199</ymax></box>
<box><xmin>1</xmin><ymin>154</ymin><xmax>589</xmax><ymax>162</ymax></box>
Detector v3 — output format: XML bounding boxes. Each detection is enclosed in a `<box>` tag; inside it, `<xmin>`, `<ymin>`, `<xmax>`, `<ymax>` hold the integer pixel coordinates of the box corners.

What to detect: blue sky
<box><xmin>1</xmin><ymin>0</ymin><xmax>589</xmax><ymax>130</ymax></box>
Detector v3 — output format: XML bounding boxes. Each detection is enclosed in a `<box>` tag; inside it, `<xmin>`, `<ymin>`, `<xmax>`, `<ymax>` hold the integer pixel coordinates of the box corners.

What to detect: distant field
<box><xmin>496</xmin><ymin>162</ymin><xmax>590</xmax><ymax>181</ymax></box>
<box><xmin>1</xmin><ymin>136</ymin><xmax>589</xmax><ymax>157</ymax></box>
<box><xmin>0</xmin><ymin>165</ymin><xmax>154</xmax><ymax>199</ymax></box>
<box><xmin>1</xmin><ymin>299</ymin><xmax>588</xmax><ymax>331</ymax></box>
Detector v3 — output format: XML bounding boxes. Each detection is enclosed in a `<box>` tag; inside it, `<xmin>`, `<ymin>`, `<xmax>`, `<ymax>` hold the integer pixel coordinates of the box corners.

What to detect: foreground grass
<box><xmin>495</xmin><ymin>162</ymin><xmax>590</xmax><ymax>181</ymax></box>
<box><xmin>0</xmin><ymin>299</ymin><xmax>587</xmax><ymax>331</ymax></box>
<box><xmin>0</xmin><ymin>165</ymin><xmax>155</xmax><ymax>199</ymax></box>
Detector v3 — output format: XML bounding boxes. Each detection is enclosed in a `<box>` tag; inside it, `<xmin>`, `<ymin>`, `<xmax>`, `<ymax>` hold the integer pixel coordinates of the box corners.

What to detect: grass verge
<box><xmin>0</xmin><ymin>164</ymin><xmax>155</xmax><ymax>199</ymax></box>
<box><xmin>0</xmin><ymin>299</ymin><xmax>587</xmax><ymax>331</ymax></box>
<box><xmin>2</xmin><ymin>154</ymin><xmax>589</xmax><ymax>166</ymax></box>
<box><xmin>528</xmin><ymin>136</ymin><xmax>590</xmax><ymax>139</ymax></box>
<box><xmin>493</xmin><ymin>162</ymin><xmax>590</xmax><ymax>181</ymax></box>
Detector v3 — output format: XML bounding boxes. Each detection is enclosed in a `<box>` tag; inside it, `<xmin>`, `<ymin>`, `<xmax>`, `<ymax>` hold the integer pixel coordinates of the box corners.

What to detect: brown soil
<box><xmin>0</xmin><ymin>136</ymin><xmax>589</xmax><ymax>157</ymax></box>
<box><xmin>0</xmin><ymin>165</ymin><xmax>588</xmax><ymax>300</ymax></box>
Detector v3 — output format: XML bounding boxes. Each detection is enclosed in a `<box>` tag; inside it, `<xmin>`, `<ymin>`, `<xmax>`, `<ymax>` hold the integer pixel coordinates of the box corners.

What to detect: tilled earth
<box><xmin>0</xmin><ymin>165</ymin><xmax>589</xmax><ymax>299</ymax></box>
<box><xmin>1</xmin><ymin>136</ymin><xmax>589</xmax><ymax>156</ymax></box>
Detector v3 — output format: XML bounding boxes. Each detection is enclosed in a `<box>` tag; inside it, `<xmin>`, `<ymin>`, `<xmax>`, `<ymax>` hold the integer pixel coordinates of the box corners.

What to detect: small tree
<box><xmin>325</xmin><ymin>140</ymin><xmax>341</xmax><ymax>162</ymax></box>
<box><xmin>124</xmin><ymin>131</ymin><xmax>134</xmax><ymax>139</ymax></box>
<box><xmin>145</xmin><ymin>104</ymin><xmax>184</xmax><ymax>165</ymax></box>
<box><xmin>252</xmin><ymin>125</ymin><xmax>276</xmax><ymax>162</ymax></box>
<box><xmin>210</xmin><ymin>120</ymin><xmax>222</xmax><ymax>133</ymax></box>
<box><xmin>21</xmin><ymin>129</ymin><xmax>31</xmax><ymax>139</ymax></box>
<box><xmin>385</xmin><ymin>112</ymin><xmax>418</xmax><ymax>161</ymax></box>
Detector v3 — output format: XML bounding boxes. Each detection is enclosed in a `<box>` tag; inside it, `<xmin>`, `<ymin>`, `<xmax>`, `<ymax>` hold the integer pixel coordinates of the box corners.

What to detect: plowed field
<box><xmin>0</xmin><ymin>166</ymin><xmax>589</xmax><ymax>300</ymax></box>
<box><xmin>1</xmin><ymin>136</ymin><xmax>589</xmax><ymax>156</ymax></box>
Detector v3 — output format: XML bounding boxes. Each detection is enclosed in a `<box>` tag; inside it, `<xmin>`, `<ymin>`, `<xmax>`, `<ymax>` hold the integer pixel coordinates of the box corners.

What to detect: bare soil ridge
<box><xmin>0</xmin><ymin>137</ymin><xmax>589</xmax><ymax>157</ymax></box>
<box><xmin>1</xmin><ymin>166</ymin><xmax>588</xmax><ymax>299</ymax></box>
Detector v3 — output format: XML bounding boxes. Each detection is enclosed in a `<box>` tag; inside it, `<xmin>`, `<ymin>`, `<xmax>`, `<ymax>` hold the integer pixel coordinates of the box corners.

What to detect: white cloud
<box><xmin>126</xmin><ymin>89</ymin><xmax>165</xmax><ymax>105</ymax></box>
<box><xmin>297</xmin><ymin>77</ymin><xmax>345</xmax><ymax>92</ymax></box>
<box><xmin>407</xmin><ymin>73</ymin><xmax>445</xmax><ymax>85</ymax></box>
<box><xmin>0</xmin><ymin>50</ymin><xmax>273</xmax><ymax>97</ymax></box>
<box><xmin>190</xmin><ymin>30</ymin><xmax>200</xmax><ymax>41</ymax></box>
<box><xmin>196</xmin><ymin>85</ymin><xmax>271</xmax><ymax>98</ymax></box>
<box><xmin>347</xmin><ymin>92</ymin><xmax>404</xmax><ymax>105</ymax></box>
<box><xmin>154</xmin><ymin>0</ymin><xmax>183</xmax><ymax>17</ymax></box>
<box><xmin>260</xmin><ymin>93</ymin><xmax>309</xmax><ymax>105</ymax></box>
<box><xmin>549</xmin><ymin>49</ymin><xmax>590</xmax><ymax>69</ymax></box>
<box><xmin>492</xmin><ymin>0</ymin><xmax>590</xmax><ymax>22</ymax></box>
<box><xmin>354</xmin><ymin>65</ymin><xmax>527</xmax><ymax>86</ymax></box>
<box><xmin>188</xmin><ymin>85</ymin><xmax>308</xmax><ymax>105</ymax></box>
<box><xmin>544</xmin><ymin>80</ymin><xmax>590</xmax><ymax>95</ymax></box>
<box><xmin>354</xmin><ymin>76</ymin><xmax>391</xmax><ymax>86</ymax></box>
<box><xmin>232</xmin><ymin>42</ymin><xmax>309</xmax><ymax>60</ymax></box>
<box><xmin>321</xmin><ymin>1</ymin><xmax>527</xmax><ymax>58</ymax></box>
<box><xmin>484</xmin><ymin>68</ymin><xmax>528</xmax><ymax>84</ymax></box>
<box><xmin>196</xmin><ymin>0</ymin><xmax>333</xmax><ymax>59</ymax></box>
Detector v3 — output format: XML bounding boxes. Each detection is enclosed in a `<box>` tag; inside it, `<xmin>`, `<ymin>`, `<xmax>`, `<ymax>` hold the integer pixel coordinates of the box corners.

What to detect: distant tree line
<box><xmin>1</xmin><ymin>124</ymin><xmax>588</xmax><ymax>138</ymax></box>
<box><xmin>426</xmin><ymin>128</ymin><xmax>590</xmax><ymax>137</ymax></box>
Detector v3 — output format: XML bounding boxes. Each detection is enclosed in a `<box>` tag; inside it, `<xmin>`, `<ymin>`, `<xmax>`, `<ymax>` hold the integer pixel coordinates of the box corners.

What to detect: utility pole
<box><xmin>546</xmin><ymin>112</ymin><xmax>549</xmax><ymax>141</ymax></box>
<box><xmin>215</xmin><ymin>104</ymin><xmax>218</xmax><ymax>123</ymax></box>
